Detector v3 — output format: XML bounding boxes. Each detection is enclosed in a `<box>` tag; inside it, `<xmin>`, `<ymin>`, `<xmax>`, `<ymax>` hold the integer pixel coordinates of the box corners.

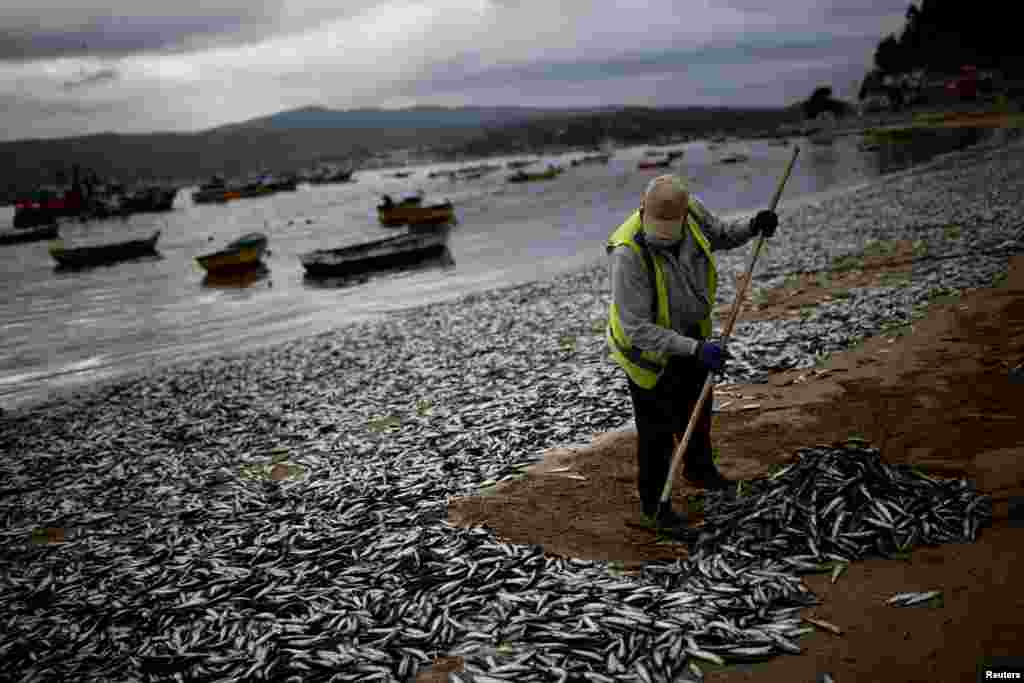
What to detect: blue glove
<box><xmin>695</xmin><ymin>341</ymin><xmax>733</xmax><ymax>373</ymax></box>
<box><xmin>749</xmin><ymin>210</ymin><xmax>778</xmax><ymax>238</ymax></box>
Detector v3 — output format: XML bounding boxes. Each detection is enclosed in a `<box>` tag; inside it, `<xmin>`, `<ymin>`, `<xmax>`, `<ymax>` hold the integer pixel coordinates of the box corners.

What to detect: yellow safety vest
<box><xmin>606</xmin><ymin>205</ymin><xmax>718</xmax><ymax>389</ymax></box>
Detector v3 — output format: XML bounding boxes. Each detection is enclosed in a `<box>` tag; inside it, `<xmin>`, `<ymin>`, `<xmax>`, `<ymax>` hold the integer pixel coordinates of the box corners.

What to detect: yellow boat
<box><xmin>196</xmin><ymin>232</ymin><xmax>269</xmax><ymax>274</ymax></box>
<box><xmin>507</xmin><ymin>165</ymin><xmax>563</xmax><ymax>182</ymax></box>
<box><xmin>377</xmin><ymin>195</ymin><xmax>456</xmax><ymax>228</ymax></box>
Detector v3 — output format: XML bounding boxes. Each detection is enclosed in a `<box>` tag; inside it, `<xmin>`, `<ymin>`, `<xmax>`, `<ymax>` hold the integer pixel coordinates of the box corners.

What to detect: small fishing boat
<box><xmin>570</xmin><ymin>153</ymin><xmax>612</xmax><ymax>167</ymax></box>
<box><xmin>507</xmin><ymin>166</ymin><xmax>562</xmax><ymax>183</ymax></box>
<box><xmin>49</xmin><ymin>230</ymin><xmax>160</xmax><ymax>269</ymax></box>
<box><xmin>637</xmin><ymin>157</ymin><xmax>672</xmax><ymax>170</ymax></box>
<box><xmin>378</xmin><ymin>194</ymin><xmax>455</xmax><ymax>228</ymax></box>
<box><xmin>13</xmin><ymin>188</ymin><xmax>87</xmax><ymax>227</ymax></box>
<box><xmin>202</xmin><ymin>263</ymin><xmax>270</xmax><ymax>289</ymax></box>
<box><xmin>192</xmin><ymin>177</ymin><xmax>234</xmax><ymax>204</ymax></box>
<box><xmin>455</xmin><ymin>163</ymin><xmax>501</xmax><ymax>177</ymax></box>
<box><xmin>299</xmin><ymin>228</ymin><xmax>451</xmax><ymax>278</ymax></box>
<box><xmin>0</xmin><ymin>223</ymin><xmax>59</xmax><ymax>246</ymax></box>
<box><xmin>719</xmin><ymin>154</ymin><xmax>750</xmax><ymax>164</ymax></box>
<box><xmin>121</xmin><ymin>186</ymin><xmax>178</xmax><ymax>213</ymax></box>
<box><xmin>195</xmin><ymin>232</ymin><xmax>269</xmax><ymax>274</ymax></box>
<box><xmin>506</xmin><ymin>159</ymin><xmax>538</xmax><ymax>169</ymax></box>
<box><xmin>391</xmin><ymin>171</ymin><xmax>413</xmax><ymax>179</ymax></box>
<box><xmin>306</xmin><ymin>168</ymin><xmax>355</xmax><ymax>185</ymax></box>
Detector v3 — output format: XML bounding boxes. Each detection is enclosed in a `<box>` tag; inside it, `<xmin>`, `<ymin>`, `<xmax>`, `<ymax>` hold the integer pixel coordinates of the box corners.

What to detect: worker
<box><xmin>606</xmin><ymin>174</ymin><xmax>778</xmax><ymax>534</ymax></box>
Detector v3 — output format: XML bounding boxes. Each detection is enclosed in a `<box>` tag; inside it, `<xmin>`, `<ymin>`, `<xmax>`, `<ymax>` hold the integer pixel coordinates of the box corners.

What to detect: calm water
<box><xmin>0</xmin><ymin>129</ymin><xmax>993</xmax><ymax>409</ymax></box>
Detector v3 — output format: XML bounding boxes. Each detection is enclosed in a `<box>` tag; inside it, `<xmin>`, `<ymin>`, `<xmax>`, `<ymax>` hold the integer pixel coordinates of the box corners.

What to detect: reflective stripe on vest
<box><xmin>606</xmin><ymin>205</ymin><xmax>717</xmax><ymax>389</ymax></box>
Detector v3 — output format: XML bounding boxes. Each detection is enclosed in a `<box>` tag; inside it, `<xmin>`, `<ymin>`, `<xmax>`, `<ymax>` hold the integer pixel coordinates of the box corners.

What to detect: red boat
<box><xmin>13</xmin><ymin>188</ymin><xmax>86</xmax><ymax>228</ymax></box>
<box><xmin>637</xmin><ymin>158</ymin><xmax>672</xmax><ymax>170</ymax></box>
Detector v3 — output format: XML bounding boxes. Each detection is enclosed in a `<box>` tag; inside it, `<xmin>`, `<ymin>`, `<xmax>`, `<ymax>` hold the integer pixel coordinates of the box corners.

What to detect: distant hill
<box><xmin>0</xmin><ymin>105</ymin><xmax>602</xmax><ymax>198</ymax></box>
<box><xmin>216</xmin><ymin>105</ymin><xmax>597</xmax><ymax>132</ymax></box>
<box><xmin>0</xmin><ymin>104</ymin><xmax>798</xmax><ymax>201</ymax></box>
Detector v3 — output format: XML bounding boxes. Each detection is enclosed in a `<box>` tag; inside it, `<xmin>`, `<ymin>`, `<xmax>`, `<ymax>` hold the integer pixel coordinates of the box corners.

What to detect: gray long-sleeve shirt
<box><xmin>609</xmin><ymin>196</ymin><xmax>757</xmax><ymax>358</ymax></box>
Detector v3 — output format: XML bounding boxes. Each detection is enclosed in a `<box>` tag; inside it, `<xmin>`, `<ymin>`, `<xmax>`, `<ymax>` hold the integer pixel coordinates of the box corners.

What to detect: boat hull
<box><xmin>300</xmin><ymin>229</ymin><xmax>451</xmax><ymax>278</ymax></box>
<box><xmin>0</xmin><ymin>224</ymin><xmax>59</xmax><ymax>245</ymax></box>
<box><xmin>378</xmin><ymin>204</ymin><xmax>455</xmax><ymax>227</ymax></box>
<box><xmin>49</xmin><ymin>231</ymin><xmax>161</xmax><ymax>269</ymax></box>
<box><xmin>196</xmin><ymin>232</ymin><xmax>269</xmax><ymax>273</ymax></box>
<box><xmin>637</xmin><ymin>159</ymin><xmax>672</xmax><ymax>169</ymax></box>
<box><xmin>196</xmin><ymin>247</ymin><xmax>265</xmax><ymax>273</ymax></box>
<box><xmin>507</xmin><ymin>170</ymin><xmax>560</xmax><ymax>182</ymax></box>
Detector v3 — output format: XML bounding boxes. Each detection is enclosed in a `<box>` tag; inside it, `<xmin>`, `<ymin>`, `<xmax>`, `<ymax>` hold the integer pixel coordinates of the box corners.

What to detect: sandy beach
<box><xmin>2</xmin><ymin>124</ymin><xmax>1023</xmax><ymax>682</ymax></box>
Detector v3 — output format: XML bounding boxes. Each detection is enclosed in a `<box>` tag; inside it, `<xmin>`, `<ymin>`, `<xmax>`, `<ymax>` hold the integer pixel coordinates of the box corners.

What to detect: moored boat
<box><xmin>570</xmin><ymin>153</ymin><xmax>612</xmax><ymax>167</ymax></box>
<box><xmin>192</xmin><ymin>177</ymin><xmax>233</xmax><ymax>204</ymax></box>
<box><xmin>49</xmin><ymin>231</ymin><xmax>161</xmax><ymax>269</ymax></box>
<box><xmin>13</xmin><ymin>188</ymin><xmax>87</xmax><ymax>228</ymax></box>
<box><xmin>0</xmin><ymin>223</ymin><xmax>59</xmax><ymax>246</ymax></box>
<box><xmin>299</xmin><ymin>228</ymin><xmax>451</xmax><ymax>278</ymax></box>
<box><xmin>195</xmin><ymin>232</ymin><xmax>269</xmax><ymax>274</ymax></box>
<box><xmin>306</xmin><ymin>168</ymin><xmax>355</xmax><ymax>185</ymax></box>
<box><xmin>121</xmin><ymin>186</ymin><xmax>178</xmax><ymax>213</ymax></box>
<box><xmin>637</xmin><ymin>157</ymin><xmax>672</xmax><ymax>169</ymax></box>
<box><xmin>377</xmin><ymin>194</ymin><xmax>455</xmax><ymax>228</ymax></box>
<box><xmin>507</xmin><ymin>165</ymin><xmax>563</xmax><ymax>182</ymax></box>
<box><xmin>719</xmin><ymin>153</ymin><xmax>750</xmax><ymax>164</ymax></box>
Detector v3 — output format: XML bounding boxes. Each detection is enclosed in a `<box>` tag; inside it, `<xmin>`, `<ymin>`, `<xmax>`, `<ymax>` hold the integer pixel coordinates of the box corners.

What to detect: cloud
<box><xmin>0</xmin><ymin>2</ymin><xmax>377</xmax><ymax>62</ymax></box>
<box><xmin>0</xmin><ymin>1</ymin><xmax>905</xmax><ymax>141</ymax></box>
<box><xmin>397</xmin><ymin>33</ymin><xmax>878</xmax><ymax>103</ymax></box>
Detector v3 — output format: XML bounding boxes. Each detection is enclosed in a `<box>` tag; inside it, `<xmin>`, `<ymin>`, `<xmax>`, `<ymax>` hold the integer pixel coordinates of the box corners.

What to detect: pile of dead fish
<box><xmin>689</xmin><ymin>440</ymin><xmax>993</xmax><ymax>564</ymax></box>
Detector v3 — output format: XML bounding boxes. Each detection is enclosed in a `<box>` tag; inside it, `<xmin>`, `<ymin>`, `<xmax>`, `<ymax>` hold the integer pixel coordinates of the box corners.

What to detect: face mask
<box><xmin>640</xmin><ymin>207</ymin><xmax>685</xmax><ymax>242</ymax></box>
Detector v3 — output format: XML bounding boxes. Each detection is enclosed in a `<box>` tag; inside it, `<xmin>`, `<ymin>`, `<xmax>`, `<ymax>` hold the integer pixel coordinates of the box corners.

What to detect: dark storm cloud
<box><xmin>0</xmin><ymin>16</ymin><xmax>248</xmax><ymax>62</ymax></box>
<box><xmin>0</xmin><ymin>3</ymin><xmax>375</xmax><ymax>62</ymax></box>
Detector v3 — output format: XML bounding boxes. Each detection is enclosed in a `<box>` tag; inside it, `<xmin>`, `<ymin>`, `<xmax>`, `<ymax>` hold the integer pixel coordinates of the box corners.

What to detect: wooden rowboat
<box><xmin>0</xmin><ymin>223</ymin><xmax>59</xmax><ymax>246</ymax></box>
<box><xmin>49</xmin><ymin>230</ymin><xmax>160</xmax><ymax>269</ymax></box>
<box><xmin>507</xmin><ymin>166</ymin><xmax>562</xmax><ymax>183</ymax></box>
<box><xmin>378</xmin><ymin>196</ymin><xmax>455</xmax><ymax>228</ymax></box>
<box><xmin>637</xmin><ymin>158</ymin><xmax>672</xmax><ymax>169</ymax></box>
<box><xmin>300</xmin><ymin>228</ymin><xmax>451</xmax><ymax>278</ymax></box>
<box><xmin>196</xmin><ymin>232</ymin><xmax>269</xmax><ymax>274</ymax></box>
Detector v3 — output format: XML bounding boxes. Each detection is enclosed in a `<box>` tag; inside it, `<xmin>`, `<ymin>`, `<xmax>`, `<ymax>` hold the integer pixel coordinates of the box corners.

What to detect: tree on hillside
<box><xmin>870</xmin><ymin>0</ymin><xmax>1019</xmax><ymax>77</ymax></box>
<box><xmin>801</xmin><ymin>86</ymin><xmax>852</xmax><ymax>120</ymax></box>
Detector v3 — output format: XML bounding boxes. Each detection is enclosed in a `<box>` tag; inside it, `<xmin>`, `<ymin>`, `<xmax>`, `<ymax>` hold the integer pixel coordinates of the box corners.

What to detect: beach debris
<box><xmin>887</xmin><ymin>590</ymin><xmax>943</xmax><ymax>607</ymax></box>
<box><xmin>803</xmin><ymin>616</ymin><xmax>843</xmax><ymax>635</ymax></box>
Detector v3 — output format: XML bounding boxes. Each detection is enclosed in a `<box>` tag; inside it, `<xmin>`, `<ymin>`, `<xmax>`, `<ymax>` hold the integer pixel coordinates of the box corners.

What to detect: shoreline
<box><xmin>3</xmin><ymin>127</ymin><xmax>1020</xmax><ymax>416</ymax></box>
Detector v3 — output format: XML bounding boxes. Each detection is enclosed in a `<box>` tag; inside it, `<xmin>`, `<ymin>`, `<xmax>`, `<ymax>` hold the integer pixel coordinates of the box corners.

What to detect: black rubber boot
<box><xmin>683</xmin><ymin>461</ymin><xmax>735</xmax><ymax>491</ymax></box>
<box><xmin>639</xmin><ymin>502</ymin><xmax>693</xmax><ymax>540</ymax></box>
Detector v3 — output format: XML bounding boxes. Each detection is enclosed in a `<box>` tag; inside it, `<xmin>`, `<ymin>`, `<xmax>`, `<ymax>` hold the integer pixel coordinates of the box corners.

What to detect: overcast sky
<box><xmin>0</xmin><ymin>1</ymin><xmax>909</xmax><ymax>142</ymax></box>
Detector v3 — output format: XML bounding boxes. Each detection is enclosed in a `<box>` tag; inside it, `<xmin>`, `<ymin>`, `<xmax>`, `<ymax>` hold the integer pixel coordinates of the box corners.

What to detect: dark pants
<box><xmin>627</xmin><ymin>353</ymin><xmax>714</xmax><ymax>513</ymax></box>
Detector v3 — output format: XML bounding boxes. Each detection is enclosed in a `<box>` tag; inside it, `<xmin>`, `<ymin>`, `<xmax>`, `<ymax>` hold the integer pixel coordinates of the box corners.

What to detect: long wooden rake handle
<box><xmin>657</xmin><ymin>145</ymin><xmax>800</xmax><ymax>515</ymax></box>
